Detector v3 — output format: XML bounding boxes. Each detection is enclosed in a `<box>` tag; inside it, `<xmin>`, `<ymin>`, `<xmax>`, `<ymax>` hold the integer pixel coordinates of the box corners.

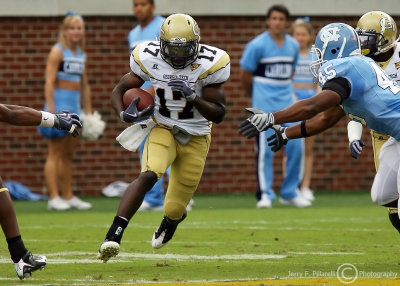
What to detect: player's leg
<box><xmin>369</xmin><ymin>131</ymin><xmax>400</xmax><ymax>233</ymax></box>
<box><xmin>137</xmin><ymin>138</ymin><xmax>164</xmax><ymax>211</ymax></box>
<box><xmin>299</xmin><ymin>136</ymin><xmax>316</xmax><ymax>201</ymax></box>
<box><xmin>58</xmin><ymin>135</ymin><xmax>91</xmax><ymax>210</ymax></box>
<box><xmin>279</xmin><ymin>135</ymin><xmax>311</xmax><ymax>207</ymax></box>
<box><xmin>255</xmin><ymin>130</ymin><xmax>275</xmax><ymax>208</ymax></box>
<box><xmin>44</xmin><ymin>137</ymin><xmax>70</xmax><ymax>210</ymax></box>
<box><xmin>371</xmin><ymin>138</ymin><xmax>399</xmax><ymax>207</ymax></box>
<box><xmin>0</xmin><ymin>177</ymin><xmax>46</xmax><ymax>279</ymax></box>
<box><xmin>152</xmin><ymin>134</ymin><xmax>210</xmax><ymax>249</ymax></box>
<box><xmin>98</xmin><ymin>127</ymin><xmax>175</xmax><ymax>262</ymax></box>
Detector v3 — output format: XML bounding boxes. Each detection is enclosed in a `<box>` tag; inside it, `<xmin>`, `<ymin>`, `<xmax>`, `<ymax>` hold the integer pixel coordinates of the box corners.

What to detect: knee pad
<box><xmin>164</xmin><ymin>201</ymin><xmax>186</xmax><ymax>221</ymax></box>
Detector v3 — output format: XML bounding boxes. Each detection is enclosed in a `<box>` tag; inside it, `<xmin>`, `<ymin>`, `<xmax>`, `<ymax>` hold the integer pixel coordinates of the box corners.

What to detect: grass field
<box><xmin>1</xmin><ymin>191</ymin><xmax>399</xmax><ymax>286</ymax></box>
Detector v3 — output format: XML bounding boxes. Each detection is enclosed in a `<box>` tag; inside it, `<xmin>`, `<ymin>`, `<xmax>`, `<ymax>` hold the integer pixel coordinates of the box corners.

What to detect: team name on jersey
<box><xmin>163</xmin><ymin>74</ymin><xmax>189</xmax><ymax>80</ymax></box>
<box><xmin>59</xmin><ymin>58</ymin><xmax>85</xmax><ymax>75</ymax></box>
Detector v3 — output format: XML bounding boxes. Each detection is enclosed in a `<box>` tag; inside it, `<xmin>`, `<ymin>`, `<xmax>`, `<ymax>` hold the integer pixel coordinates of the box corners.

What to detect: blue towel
<box><xmin>4</xmin><ymin>181</ymin><xmax>48</xmax><ymax>201</ymax></box>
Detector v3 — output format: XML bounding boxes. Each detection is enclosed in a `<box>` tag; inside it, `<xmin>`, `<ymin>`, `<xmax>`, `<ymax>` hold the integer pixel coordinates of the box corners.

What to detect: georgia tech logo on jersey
<box><xmin>380</xmin><ymin>17</ymin><xmax>395</xmax><ymax>33</ymax></box>
<box><xmin>395</xmin><ymin>62</ymin><xmax>400</xmax><ymax>69</ymax></box>
<box><xmin>163</xmin><ymin>74</ymin><xmax>189</xmax><ymax>80</ymax></box>
<box><xmin>190</xmin><ymin>63</ymin><xmax>200</xmax><ymax>71</ymax></box>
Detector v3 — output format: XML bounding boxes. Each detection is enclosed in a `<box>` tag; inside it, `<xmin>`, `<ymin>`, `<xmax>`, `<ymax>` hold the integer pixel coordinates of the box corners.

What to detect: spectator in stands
<box><xmin>240</xmin><ymin>4</ymin><xmax>310</xmax><ymax>208</ymax></box>
<box><xmin>38</xmin><ymin>12</ymin><xmax>92</xmax><ymax>211</ymax></box>
<box><xmin>290</xmin><ymin>18</ymin><xmax>317</xmax><ymax>202</ymax></box>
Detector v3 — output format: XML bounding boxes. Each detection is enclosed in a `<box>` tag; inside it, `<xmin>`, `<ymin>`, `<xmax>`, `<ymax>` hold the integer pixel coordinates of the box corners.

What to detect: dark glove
<box><xmin>349</xmin><ymin>139</ymin><xmax>366</xmax><ymax>159</ymax></box>
<box><xmin>267</xmin><ymin>125</ymin><xmax>288</xmax><ymax>152</ymax></box>
<box><xmin>54</xmin><ymin>111</ymin><xmax>82</xmax><ymax>137</ymax></box>
<box><xmin>120</xmin><ymin>97</ymin><xmax>153</xmax><ymax>123</ymax></box>
<box><xmin>168</xmin><ymin>79</ymin><xmax>196</xmax><ymax>101</ymax></box>
<box><xmin>239</xmin><ymin>108</ymin><xmax>274</xmax><ymax>139</ymax></box>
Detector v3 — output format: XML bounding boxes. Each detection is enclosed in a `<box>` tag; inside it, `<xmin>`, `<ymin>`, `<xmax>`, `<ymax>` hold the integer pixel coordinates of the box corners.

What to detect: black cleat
<box><xmin>14</xmin><ymin>251</ymin><xmax>47</xmax><ymax>280</ymax></box>
<box><xmin>151</xmin><ymin>212</ymin><xmax>186</xmax><ymax>249</ymax></box>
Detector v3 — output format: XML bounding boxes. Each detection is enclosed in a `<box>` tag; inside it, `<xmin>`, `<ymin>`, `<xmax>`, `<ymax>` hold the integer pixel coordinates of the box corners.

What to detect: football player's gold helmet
<box><xmin>160</xmin><ymin>14</ymin><xmax>200</xmax><ymax>69</ymax></box>
<box><xmin>356</xmin><ymin>11</ymin><xmax>398</xmax><ymax>56</ymax></box>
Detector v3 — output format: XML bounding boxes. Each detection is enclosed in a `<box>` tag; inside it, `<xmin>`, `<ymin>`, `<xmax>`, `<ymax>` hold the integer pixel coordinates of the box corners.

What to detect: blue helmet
<box><xmin>310</xmin><ymin>23</ymin><xmax>361</xmax><ymax>77</ymax></box>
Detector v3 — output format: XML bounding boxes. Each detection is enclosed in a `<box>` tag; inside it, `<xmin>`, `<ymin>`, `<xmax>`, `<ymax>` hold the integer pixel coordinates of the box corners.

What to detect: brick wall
<box><xmin>0</xmin><ymin>15</ymin><xmax>389</xmax><ymax>195</ymax></box>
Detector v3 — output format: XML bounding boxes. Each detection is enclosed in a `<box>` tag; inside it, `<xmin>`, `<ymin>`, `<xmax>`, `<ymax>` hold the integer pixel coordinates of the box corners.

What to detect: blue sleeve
<box><xmin>240</xmin><ymin>40</ymin><xmax>260</xmax><ymax>73</ymax></box>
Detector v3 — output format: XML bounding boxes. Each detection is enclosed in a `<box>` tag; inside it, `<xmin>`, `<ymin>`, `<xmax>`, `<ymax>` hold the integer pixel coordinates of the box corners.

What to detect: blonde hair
<box><xmin>289</xmin><ymin>19</ymin><xmax>314</xmax><ymax>49</ymax></box>
<box><xmin>58</xmin><ymin>15</ymin><xmax>86</xmax><ymax>51</ymax></box>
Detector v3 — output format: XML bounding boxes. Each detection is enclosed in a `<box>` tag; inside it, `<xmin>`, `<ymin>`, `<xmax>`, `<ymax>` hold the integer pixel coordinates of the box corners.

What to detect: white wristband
<box><xmin>347</xmin><ymin>120</ymin><xmax>363</xmax><ymax>143</ymax></box>
<box><xmin>39</xmin><ymin>111</ymin><xmax>55</xmax><ymax>127</ymax></box>
<box><xmin>186</xmin><ymin>93</ymin><xmax>196</xmax><ymax>102</ymax></box>
<box><xmin>282</xmin><ymin>128</ymin><xmax>288</xmax><ymax>140</ymax></box>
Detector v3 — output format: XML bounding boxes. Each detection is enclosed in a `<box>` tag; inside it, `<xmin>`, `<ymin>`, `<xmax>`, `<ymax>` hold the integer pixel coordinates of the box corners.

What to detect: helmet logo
<box><xmin>380</xmin><ymin>17</ymin><xmax>395</xmax><ymax>34</ymax></box>
<box><xmin>192</xmin><ymin>23</ymin><xmax>199</xmax><ymax>37</ymax></box>
<box><xmin>319</xmin><ymin>26</ymin><xmax>341</xmax><ymax>56</ymax></box>
<box><xmin>320</xmin><ymin>27</ymin><xmax>341</xmax><ymax>43</ymax></box>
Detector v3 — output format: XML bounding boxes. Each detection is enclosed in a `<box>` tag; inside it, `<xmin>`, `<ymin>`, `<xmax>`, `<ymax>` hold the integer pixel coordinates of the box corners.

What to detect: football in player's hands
<box><xmin>123</xmin><ymin>88</ymin><xmax>155</xmax><ymax>112</ymax></box>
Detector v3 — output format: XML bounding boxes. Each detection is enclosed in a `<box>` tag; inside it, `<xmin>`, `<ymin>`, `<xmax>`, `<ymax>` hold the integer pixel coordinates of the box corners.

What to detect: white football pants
<box><xmin>371</xmin><ymin>137</ymin><xmax>400</xmax><ymax>214</ymax></box>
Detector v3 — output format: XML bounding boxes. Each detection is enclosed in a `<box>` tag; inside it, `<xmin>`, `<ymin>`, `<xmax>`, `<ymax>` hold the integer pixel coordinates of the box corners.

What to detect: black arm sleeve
<box><xmin>322</xmin><ymin>77</ymin><xmax>351</xmax><ymax>102</ymax></box>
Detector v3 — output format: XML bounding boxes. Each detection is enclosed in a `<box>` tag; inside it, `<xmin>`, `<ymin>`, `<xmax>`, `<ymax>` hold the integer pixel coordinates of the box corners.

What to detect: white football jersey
<box><xmin>377</xmin><ymin>42</ymin><xmax>400</xmax><ymax>84</ymax></box>
<box><xmin>130</xmin><ymin>40</ymin><xmax>230</xmax><ymax>135</ymax></box>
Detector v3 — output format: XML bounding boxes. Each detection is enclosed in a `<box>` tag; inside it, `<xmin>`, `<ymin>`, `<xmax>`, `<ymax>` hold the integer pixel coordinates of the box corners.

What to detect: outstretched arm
<box><xmin>239</xmin><ymin>89</ymin><xmax>343</xmax><ymax>138</ymax></box>
<box><xmin>267</xmin><ymin>106</ymin><xmax>345</xmax><ymax>152</ymax></box>
<box><xmin>273</xmin><ymin>89</ymin><xmax>342</xmax><ymax>125</ymax></box>
<box><xmin>0</xmin><ymin>104</ymin><xmax>82</xmax><ymax>136</ymax></box>
<box><xmin>285</xmin><ymin>105</ymin><xmax>346</xmax><ymax>139</ymax></box>
<box><xmin>0</xmin><ymin>104</ymin><xmax>42</xmax><ymax>125</ymax></box>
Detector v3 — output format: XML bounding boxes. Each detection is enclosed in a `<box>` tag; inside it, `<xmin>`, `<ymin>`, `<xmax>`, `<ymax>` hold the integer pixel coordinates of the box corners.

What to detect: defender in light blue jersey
<box><xmin>240</xmin><ymin>5</ymin><xmax>308</xmax><ymax>208</ymax></box>
<box><xmin>127</xmin><ymin>0</ymin><xmax>166</xmax><ymax>211</ymax></box>
<box><xmin>239</xmin><ymin>22</ymin><xmax>400</xmax><ymax>220</ymax></box>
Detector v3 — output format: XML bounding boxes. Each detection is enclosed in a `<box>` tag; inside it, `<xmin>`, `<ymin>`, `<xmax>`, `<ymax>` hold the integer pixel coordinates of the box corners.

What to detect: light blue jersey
<box><xmin>55</xmin><ymin>43</ymin><xmax>85</xmax><ymax>82</ymax></box>
<box><xmin>240</xmin><ymin>31</ymin><xmax>299</xmax><ymax>112</ymax></box>
<box><xmin>293</xmin><ymin>49</ymin><xmax>316</xmax><ymax>100</ymax></box>
<box><xmin>128</xmin><ymin>15</ymin><xmax>165</xmax><ymax>90</ymax></box>
<box><xmin>241</xmin><ymin>31</ymin><xmax>303</xmax><ymax>202</ymax></box>
<box><xmin>293</xmin><ymin>50</ymin><xmax>314</xmax><ymax>84</ymax></box>
<box><xmin>319</xmin><ymin>55</ymin><xmax>400</xmax><ymax>140</ymax></box>
<box><xmin>128</xmin><ymin>15</ymin><xmax>165</xmax><ymax>53</ymax></box>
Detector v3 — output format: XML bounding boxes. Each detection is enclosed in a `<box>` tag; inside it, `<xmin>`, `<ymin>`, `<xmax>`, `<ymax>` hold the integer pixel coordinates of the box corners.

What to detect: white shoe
<box><xmin>47</xmin><ymin>196</ymin><xmax>71</xmax><ymax>211</ymax></box>
<box><xmin>279</xmin><ymin>194</ymin><xmax>312</xmax><ymax>208</ymax></box>
<box><xmin>137</xmin><ymin>200</ymin><xmax>163</xmax><ymax>211</ymax></box>
<box><xmin>14</xmin><ymin>251</ymin><xmax>47</xmax><ymax>280</ymax></box>
<box><xmin>256</xmin><ymin>193</ymin><xmax>272</xmax><ymax>208</ymax></box>
<box><xmin>65</xmin><ymin>196</ymin><xmax>92</xmax><ymax>210</ymax></box>
<box><xmin>186</xmin><ymin>199</ymin><xmax>194</xmax><ymax>211</ymax></box>
<box><xmin>97</xmin><ymin>240</ymin><xmax>120</xmax><ymax>263</ymax></box>
<box><xmin>301</xmin><ymin>188</ymin><xmax>315</xmax><ymax>202</ymax></box>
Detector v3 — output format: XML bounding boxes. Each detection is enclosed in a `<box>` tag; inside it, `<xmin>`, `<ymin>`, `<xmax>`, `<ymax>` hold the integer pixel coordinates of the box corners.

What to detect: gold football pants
<box><xmin>370</xmin><ymin>130</ymin><xmax>389</xmax><ymax>171</ymax></box>
<box><xmin>142</xmin><ymin>126</ymin><xmax>211</xmax><ymax>220</ymax></box>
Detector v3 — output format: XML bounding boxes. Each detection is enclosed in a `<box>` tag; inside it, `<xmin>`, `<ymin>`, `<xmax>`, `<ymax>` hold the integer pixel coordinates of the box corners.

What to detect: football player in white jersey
<box><xmin>346</xmin><ymin>11</ymin><xmax>400</xmax><ymax>234</ymax></box>
<box><xmin>97</xmin><ymin>13</ymin><xmax>230</xmax><ymax>262</ymax></box>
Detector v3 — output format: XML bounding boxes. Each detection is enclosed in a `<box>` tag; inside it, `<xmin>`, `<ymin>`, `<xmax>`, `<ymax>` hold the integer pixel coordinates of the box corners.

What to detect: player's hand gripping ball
<box><xmin>120</xmin><ymin>88</ymin><xmax>155</xmax><ymax>123</ymax></box>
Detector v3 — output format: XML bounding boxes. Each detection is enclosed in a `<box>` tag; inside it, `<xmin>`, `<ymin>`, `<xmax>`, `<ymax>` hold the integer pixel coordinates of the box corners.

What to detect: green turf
<box><xmin>0</xmin><ymin>192</ymin><xmax>399</xmax><ymax>285</ymax></box>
